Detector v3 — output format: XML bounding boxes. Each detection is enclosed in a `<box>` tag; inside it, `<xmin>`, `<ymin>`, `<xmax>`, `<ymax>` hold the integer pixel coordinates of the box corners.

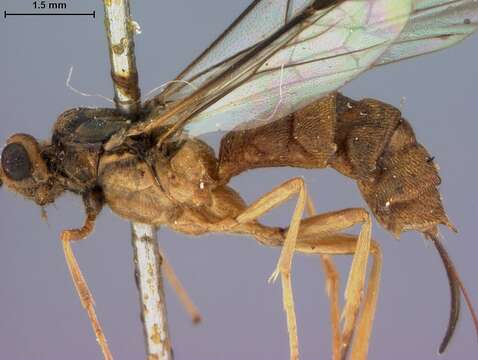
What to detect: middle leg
<box><xmin>232</xmin><ymin>177</ymin><xmax>307</xmax><ymax>360</ymax></box>
<box><xmin>232</xmin><ymin>211</ymin><xmax>381</xmax><ymax>360</ymax></box>
<box><xmin>211</xmin><ymin>179</ymin><xmax>377</xmax><ymax>359</ymax></box>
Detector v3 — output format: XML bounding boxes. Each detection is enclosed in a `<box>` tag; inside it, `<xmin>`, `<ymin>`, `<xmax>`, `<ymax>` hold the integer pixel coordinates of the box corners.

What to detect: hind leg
<box><xmin>212</xmin><ymin>178</ymin><xmax>377</xmax><ymax>359</ymax></box>
<box><xmin>218</xmin><ymin>205</ymin><xmax>378</xmax><ymax>359</ymax></box>
<box><xmin>295</xmin><ymin>232</ymin><xmax>382</xmax><ymax>360</ymax></box>
<box><xmin>293</xmin><ymin>208</ymin><xmax>374</xmax><ymax>359</ymax></box>
<box><xmin>305</xmin><ymin>197</ymin><xmax>341</xmax><ymax>360</ymax></box>
<box><xmin>242</xmin><ymin>222</ymin><xmax>381</xmax><ymax>360</ymax></box>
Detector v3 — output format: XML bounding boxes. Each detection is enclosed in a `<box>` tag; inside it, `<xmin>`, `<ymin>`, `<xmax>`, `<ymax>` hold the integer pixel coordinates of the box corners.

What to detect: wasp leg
<box><xmin>305</xmin><ymin>197</ymin><xmax>341</xmax><ymax>360</ymax></box>
<box><xmin>239</xmin><ymin>224</ymin><xmax>379</xmax><ymax>360</ymax></box>
<box><xmin>231</xmin><ymin>177</ymin><xmax>306</xmax><ymax>360</ymax></box>
<box><xmin>218</xmin><ymin>202</ymin><xmax>377</xmax><ymax>360</ymax></box>
<box><xmin>292</xmin><ymin>208</ymin><xmax>373</xmax><ymax>359</ymax></box>
<box><xmin>60</xmin><ymin>190</ymin><xmax>112</xmax><ymax>360</ymax></box>
<box><xmin>210</xmin><ymin>179</ymin><xmax>377</xmax><ymax>360</ymax></box>
<box><xmin>295</xmin><ymin>232</ymin><xmax>382</xmax><ymax>360</ymax></box>
<box><xmin>157</xmin><ymin>247</ymin><xmax>202</xmax><ymax>324</ymax></box>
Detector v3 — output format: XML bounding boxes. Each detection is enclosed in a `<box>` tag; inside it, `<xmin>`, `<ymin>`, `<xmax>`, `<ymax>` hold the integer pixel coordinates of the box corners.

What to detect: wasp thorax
<box><xmin>156</xmin><ymin>139</ymin><xmax>219</xmax><ymax>207</ymax></box>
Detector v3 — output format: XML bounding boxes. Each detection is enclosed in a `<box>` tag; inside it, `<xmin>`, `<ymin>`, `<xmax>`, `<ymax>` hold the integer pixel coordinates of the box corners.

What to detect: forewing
<box><xmin>156</xmin><ymin>0</ymin><xmax>315</xmax><ymax>103</ymax></box>
<box><xmin>183</xmin><ymin>0</ymin><xmax>413</xmax><ymax>135</ymax></box>
<box><xmin>376</xmin><ymin>0</ymin><xmax>478</xmax><ymax>66</ymax></box>
<box><xmin>119</xmin><ymin>0</ymin><xmax>412</xmax><ymax>144</ymax></box>
<box><xmin>156</xmin><ymin>0</ymin><xmax>478</xmax><ymax>105</ymax></box>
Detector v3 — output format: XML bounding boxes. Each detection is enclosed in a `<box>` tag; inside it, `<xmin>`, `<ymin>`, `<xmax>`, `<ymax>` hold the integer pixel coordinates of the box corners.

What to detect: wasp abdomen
<box><xmin>218</xmin><ymin>92</ymin><xmax>453</xmax><ymax>236</ymax></box>
<box><xmin>218</xmin><ymin>94</ymin><xmax>338</xmax><ymax>181</ymax></box>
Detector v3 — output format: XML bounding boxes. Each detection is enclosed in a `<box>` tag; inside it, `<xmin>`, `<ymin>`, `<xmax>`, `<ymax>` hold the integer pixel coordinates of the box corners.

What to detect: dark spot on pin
<box><xmin>111</xmin><ymin>70</ymin><xmax>141</xmax><ymax>103</ymax></box>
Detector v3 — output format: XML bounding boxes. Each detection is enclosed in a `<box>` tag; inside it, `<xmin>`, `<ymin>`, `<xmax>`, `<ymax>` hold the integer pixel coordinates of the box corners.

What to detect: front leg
<box><xmin>61</xmin><ymin>189</ymin><xmax>103</xmax><ymax>241</ymax></box>
<box><xmin>60</xmin><ymin>189</ymin><xmax>112</xmax><ymax>360</ymax></box>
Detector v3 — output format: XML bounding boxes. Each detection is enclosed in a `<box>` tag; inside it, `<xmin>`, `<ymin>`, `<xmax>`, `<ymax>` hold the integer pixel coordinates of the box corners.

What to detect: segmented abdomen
<box><xmin>218</xmin><ymin>92</ymin><xmax>453</xmax><ymax>236</ymax></box>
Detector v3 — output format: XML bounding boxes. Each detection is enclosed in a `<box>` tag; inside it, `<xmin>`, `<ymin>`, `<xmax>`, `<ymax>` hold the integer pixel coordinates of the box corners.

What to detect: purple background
<box><xmin>1</xmin><ymin>1</ymin><xmax>477</xmax><ymax>359</ymax></box>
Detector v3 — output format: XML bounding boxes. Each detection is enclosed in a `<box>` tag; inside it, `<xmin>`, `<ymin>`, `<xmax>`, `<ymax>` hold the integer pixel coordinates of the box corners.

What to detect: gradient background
<box><xmin>1</xmin><ymin>1</ymin><xmax>477</xmax><ymax>359</ymax></box>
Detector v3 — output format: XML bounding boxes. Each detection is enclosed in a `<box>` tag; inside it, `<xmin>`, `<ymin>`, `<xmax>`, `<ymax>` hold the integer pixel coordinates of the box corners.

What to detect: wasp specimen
<box><xmin>1</xmin><ymin>1</ymin><xmax>478</xmax><ymax>359</ymax></box>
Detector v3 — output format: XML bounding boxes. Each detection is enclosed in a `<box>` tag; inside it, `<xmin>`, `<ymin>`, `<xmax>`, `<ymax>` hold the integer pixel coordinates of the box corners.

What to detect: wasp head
<box><xmin>1</xmin><ymin>133</ymin><xmax>64</xmax><ymax>206</ymax></box>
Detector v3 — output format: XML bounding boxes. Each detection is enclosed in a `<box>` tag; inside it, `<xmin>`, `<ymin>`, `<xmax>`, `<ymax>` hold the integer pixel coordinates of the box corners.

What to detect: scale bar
<box><xmin>4</xmin><ymin>11</ymin><xmax>95</xmax><ymax>18</ymax></box>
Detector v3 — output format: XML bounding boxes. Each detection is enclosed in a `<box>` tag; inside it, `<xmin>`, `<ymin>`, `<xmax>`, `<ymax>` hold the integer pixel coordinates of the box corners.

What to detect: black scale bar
<box><xmin>4</xmin><ymin>10</ymin><xmax>95</xmax><ymax>18</ymax></box>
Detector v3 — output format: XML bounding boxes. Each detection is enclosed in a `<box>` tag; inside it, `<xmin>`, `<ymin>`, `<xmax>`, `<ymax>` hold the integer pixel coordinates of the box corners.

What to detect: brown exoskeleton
<box><xmin>2</xmin><ymin>1</ymin><xmax>478</xmax><ymax>359</ymax></box>
<box><xmin>2</xmin><ymin>92</ymin><xmax>478</xmax><ymax>360</ymax></box>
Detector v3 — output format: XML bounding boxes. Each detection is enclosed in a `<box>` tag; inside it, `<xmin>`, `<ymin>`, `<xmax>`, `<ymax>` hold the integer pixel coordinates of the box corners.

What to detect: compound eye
<box><xmin>1</xmin><ymin>143</ymin><xmax>32</xmax><ymax>181</ymax></box>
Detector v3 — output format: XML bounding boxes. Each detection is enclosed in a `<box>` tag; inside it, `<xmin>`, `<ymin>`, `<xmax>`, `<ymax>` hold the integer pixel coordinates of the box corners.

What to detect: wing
<box><xmin>157</xmin><ymin>0</ymin><xmax>478</xmax><ymax>103</ymax></box>
<box><xmin>377</xmin><ymin>0</ymin><xmax>478</xmax><ymax>66</ymax></box>
<box><xmin>125</xmin><ymin>0</ymin><xmax>478</xmax><ymax>141</ymax></box>
<box><xmin>155</xmin><ymin>0</ymin><xmax>323</xmax><ymax>104</ymax></box>
<box><xmin>112</xmin><ymin>0</ymin><xmax>412</xmax><ymax>147</ymax></box>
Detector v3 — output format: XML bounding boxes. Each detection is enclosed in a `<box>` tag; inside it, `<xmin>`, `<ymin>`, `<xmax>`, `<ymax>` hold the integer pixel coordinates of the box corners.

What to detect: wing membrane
<box><xmin>157</xmin><ymin>0</ymin><xmax>315</xmax><ymax>103</ymax></box>
<box><xmin>377</xmin><ymin>0</ymin><xmax>478</xmax><ymax>65</ymax></box>
<box><xmin>132</xmin><ymin>0</ymin><xmax>478</xmax><ymax>141</ymax></box>
<box><xmin>120</xmin><ymin>0</ymin><xmax>412</xmax><ymax>143</ymax></box>
<box><xmin>156</xmin><ymin>0</ymin><xmax>478</xmax><ymax>106</ymax></box>
<box><xmin>183</xmin><ymin>0</ymin><xmax>413</xmax><ymax>135</ymax></box>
